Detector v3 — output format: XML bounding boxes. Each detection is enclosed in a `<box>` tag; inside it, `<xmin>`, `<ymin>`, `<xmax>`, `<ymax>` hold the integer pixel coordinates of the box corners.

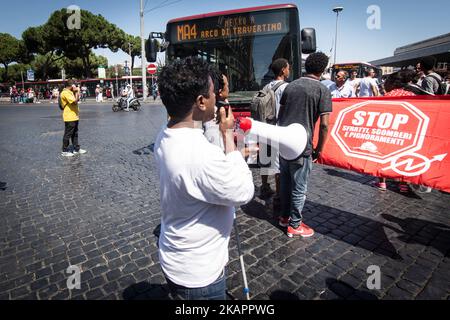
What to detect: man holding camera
<box><xmin>60</xmin><ymin>79</ymin><xmax>87</xmax><ymax>157</ymax></box>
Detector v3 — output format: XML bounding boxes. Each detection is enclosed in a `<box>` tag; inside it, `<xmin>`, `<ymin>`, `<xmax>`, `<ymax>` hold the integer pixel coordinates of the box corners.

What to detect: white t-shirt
<box><xmin>268</xmin><ymin>80</ymin><xmax>289</xmax><ymax>119</ymax></box>
<box><xmin>260</xmin><ymin>80</ymin><xmax>288</xmax><ymax>174</ymax></box>
<box><xmin>358</xmin><ymin>77</ymin><xmax>378</xmax><ymax>97</ymax></box>
<box><xmin>154</xmin><ymin>126</ymin><xmax>254</xmax><ymax>288</ymax></box>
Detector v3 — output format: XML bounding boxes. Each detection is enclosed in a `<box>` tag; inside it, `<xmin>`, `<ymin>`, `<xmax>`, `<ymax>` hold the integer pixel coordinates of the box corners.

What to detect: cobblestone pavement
<box><xmin>0</xmin><ymin>102</ymin><xmax>449</xmax><ymax>300</ymax></box>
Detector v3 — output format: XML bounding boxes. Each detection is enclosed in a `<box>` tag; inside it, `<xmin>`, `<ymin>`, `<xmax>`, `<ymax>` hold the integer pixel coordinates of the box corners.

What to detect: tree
<box><xmin>43</xmin><ymin>9</ymin><xmax>126</xmax><ymax>78</ymax></box>
<box><xmin>22</xmin><ymin>26</ymin><xmax>65</xmax><ymax>80</ymax></box>
<box><xmin>63</xmin><ymin>53</ymin><xmax>108</xmax><ymax>79</ymax></box>
<box><xmin>0</xmin><ymin>33</ymin><xmax>28</xmax><ymax>82</ymax></box>
<box><xmin>30</xmin><ymin>53</ymin><xmax>64</xmax><ymax>80</ymax></box>
<box><xmin>121</xmin><ymin>35</ymin><xmax>142</xmax><ymax>72</ymax></box>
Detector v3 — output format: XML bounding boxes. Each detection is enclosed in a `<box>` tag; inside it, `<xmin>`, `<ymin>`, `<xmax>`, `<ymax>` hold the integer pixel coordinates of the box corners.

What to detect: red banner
<box><xmin>314</xmin><ymin>96</ymin><xmax>450</xmax><ymax>192</ymax></box>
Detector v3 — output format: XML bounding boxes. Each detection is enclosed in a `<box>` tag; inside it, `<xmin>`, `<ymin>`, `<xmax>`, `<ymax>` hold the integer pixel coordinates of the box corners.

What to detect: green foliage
<box><xmin>27</xmin><ymin>8</ymin><xmax>126</xmax><ymax>78</ymax></box>
<box><xmin>0</xmin><ymin>33</ymin><xmax>29</xmax><ymax>81</ymax></box>
<box><xmin>63</xmin><ymin>53</ymin><xmax>108</xmax><ymax>79</ymax></box>
<box><xmin>122</xmin><ymin>35</ymin><xmax>142</xmax><ymax>70</ymax></box>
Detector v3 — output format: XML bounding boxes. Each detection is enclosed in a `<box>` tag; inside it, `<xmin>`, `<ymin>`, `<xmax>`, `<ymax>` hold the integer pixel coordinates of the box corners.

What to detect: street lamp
<box><xmin>332</xmin><ymin>6</ymin><xmax>344</xmax><ymax>65</ymax></box>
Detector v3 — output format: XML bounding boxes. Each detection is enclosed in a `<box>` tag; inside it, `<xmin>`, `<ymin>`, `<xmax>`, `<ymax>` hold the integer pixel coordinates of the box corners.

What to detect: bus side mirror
<box><xmin>301</xmin><ymin>28</ymin><xmax>316</xmax><ymax>54</ymax></box>
<box><xmin>145</xmin><ymin>38</ymin><xmax>158</xmax><ymax>62</ymax></box>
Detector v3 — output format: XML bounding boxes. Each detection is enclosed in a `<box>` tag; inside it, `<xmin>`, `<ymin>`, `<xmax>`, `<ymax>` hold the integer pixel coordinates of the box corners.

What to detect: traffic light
<box><xmin>145</xmin><ymin>38</ymin><xmax>157</xmax><ymax>62</ymax></box>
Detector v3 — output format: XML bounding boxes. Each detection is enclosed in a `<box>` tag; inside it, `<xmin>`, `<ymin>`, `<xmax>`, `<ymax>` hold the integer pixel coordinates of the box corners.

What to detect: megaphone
<box><xmin>239</xmin><ymin>118</ymin><xmax>308</xmax><ymax>161</ymax></box>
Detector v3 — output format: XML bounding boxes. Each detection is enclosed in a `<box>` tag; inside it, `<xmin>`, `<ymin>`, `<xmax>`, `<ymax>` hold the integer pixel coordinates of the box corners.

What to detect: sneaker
<box><xmin>278</xmin><ymin>216</ymin><xmax>290</xmax><ymax>228</ymax></box>
<box><xmin>73</xmin><ymin>149</ymin><xmax>87</xmax><ymax>155</ymax></box>
<box><xmin>287</xmin><ymin>222</ymin><xmax>315</xmax><ymax>238</ymax></box>
<box><xmin>61</xmin><ymin>151</ymin><xmax>75</xmax><ymax>157</ymax></box>
<box><xmin>374</xmin><ymin>182</ymin><xmax>387</xmax><ymax>191</ymax></box>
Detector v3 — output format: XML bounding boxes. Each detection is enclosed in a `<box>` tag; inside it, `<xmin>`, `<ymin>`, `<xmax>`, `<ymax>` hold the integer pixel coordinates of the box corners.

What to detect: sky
<box><xmin>1</xmin><ymin>0</ymin><xmax>449</xmax><ymax>67</ymax></box>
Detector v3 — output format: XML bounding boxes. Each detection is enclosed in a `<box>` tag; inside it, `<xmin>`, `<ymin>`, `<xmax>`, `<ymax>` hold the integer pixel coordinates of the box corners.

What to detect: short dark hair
<box><xmin>419</xmin><ymin>56</ymin><xmax>436</xmax><ymax>71</ymax></box>
<box><xmin>364</xmin><ymin>68</ymin><xmax>375</xmax><ymax>77</ymax></box>
<box><xmin>384</xmin><ymin>72</ymin><xmax>402</xmax><ymax>92</ymax></box>
<box><xmin>270</xmin><ymin>58</ymin><xmax>289</xmax><ymax>77</ymax></box>
<box><xmin>158</xmin><ymin>57</ymin><xmax>213</xmax><ymax>118</ymax></box>
<box><xmin>384</xmin><ymin>70</ymin><xmax>415</xmax><ymax>92</ymax></box>
<box><xmin>305</xmin><ymin>52</ymin><xmax>329</xmax><ymax>75</ymax></box>
<box><xmin>65</xmin><ymin>79</ymin><xmax>75</xmax><ymax>88</ymax></box>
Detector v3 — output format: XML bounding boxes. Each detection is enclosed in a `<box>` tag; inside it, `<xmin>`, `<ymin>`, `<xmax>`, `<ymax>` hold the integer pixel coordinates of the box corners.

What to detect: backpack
<box><xmin>250</xmin><ymin>81</ymin><xmax>286</xmax><ymax>124</ymax></box>
<box><xmin>426</xmin><ymin>74</ymin><xmax>448</xmax><ymax>95</ymax></box>
<box><xmin>58</xmin><ymin>94</ymin><xmax>65</xmax><ymax>110</ymax></box>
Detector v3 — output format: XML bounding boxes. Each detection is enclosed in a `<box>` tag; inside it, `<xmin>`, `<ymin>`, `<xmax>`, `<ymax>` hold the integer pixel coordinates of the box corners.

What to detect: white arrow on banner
<box><xmin>382</xmin><ymin>153</ymin><xmax>447</xmax><ymax>177</ymax></box>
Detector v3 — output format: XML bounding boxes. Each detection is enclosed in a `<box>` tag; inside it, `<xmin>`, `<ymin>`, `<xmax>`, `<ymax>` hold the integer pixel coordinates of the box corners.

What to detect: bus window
<box><xmin>169</xmin><ymin>33</ymin><xmax>293</xmax><ymax>93</ymax></box>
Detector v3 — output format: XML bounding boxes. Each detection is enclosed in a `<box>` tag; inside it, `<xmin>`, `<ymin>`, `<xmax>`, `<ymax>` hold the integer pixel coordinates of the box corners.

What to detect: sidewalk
<box><xmin>0</xmin><ymin>97</ymin><xmax>162</xmax><ymax>105</ymax></box>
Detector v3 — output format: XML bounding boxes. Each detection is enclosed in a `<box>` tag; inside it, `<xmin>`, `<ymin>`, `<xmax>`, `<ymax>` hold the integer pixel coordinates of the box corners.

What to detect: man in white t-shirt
<box><xmin>154</xmin><ymin>57</ymin><xmax>254</xmax><ymax>300</ymax></box>
<box><xmin>328</xmin><ymin>70</ymin><xmax>354</xmax><ymax>98</ymax></box>
<box><xmin>357</xmin><ymin>68</ymin><xmax>380</xmax><ymax>97</ymax></box>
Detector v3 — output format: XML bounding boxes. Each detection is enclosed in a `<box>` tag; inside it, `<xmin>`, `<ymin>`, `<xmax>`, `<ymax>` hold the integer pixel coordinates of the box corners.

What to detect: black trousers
<box><xmin>62</xmin><ymin>121</ymin><xmax>79</xmax><ymax>152</ymax></box>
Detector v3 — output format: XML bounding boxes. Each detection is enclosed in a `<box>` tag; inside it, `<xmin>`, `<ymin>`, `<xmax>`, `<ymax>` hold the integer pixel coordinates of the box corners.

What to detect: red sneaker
<box><xmin>287</xmin><ymin>222</ymin><xmax>315</xmax><ymax>238</ymax></box>
<box><xmin>278</xmin><ymin>216</ymin><xmax>290</xmax><ymax>228</ymax></box>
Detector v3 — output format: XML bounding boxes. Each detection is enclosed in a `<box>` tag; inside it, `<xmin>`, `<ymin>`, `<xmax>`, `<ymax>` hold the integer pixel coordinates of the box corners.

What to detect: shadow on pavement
<box><xmin>132</xmin><ymin>143</ymin><xmax>154</xmax><ymax>155</ymax></box>
<box><xmin>269</xmin><ymin>290</ymin><xmax>300</xmax><ymax>300</ymax></box>
<box><xmin>325</xmin><ymin>278</ymin><xmax>378</xmax><ymax>300</ymax></box>
<box><xmin>382</xmin><ymin>213</ymin><xmax>450</xmax><ymax>256</ymax></box>
<box><xmin>241</xmin><ymin>199</ymin><xmax>403</xmax><ymax>260</ymax></box>
<box><xmin>323</xmin><ymin>168</ymin><xmax>371</xmax><ymax>184</ymax></box>
<box><xmin>0</xmin><ymin>181</ymin><xmax>6</xmax><ymax>190</ymax></box>
<box><xmin>240</xmin><ymin>199</ymin><xmax>286</xmax><ymax>233</ymax></box>
<box><xmin>123</xmin><ymin>282</ymin><xmax>170</xmax><ymax>300</ymax></box>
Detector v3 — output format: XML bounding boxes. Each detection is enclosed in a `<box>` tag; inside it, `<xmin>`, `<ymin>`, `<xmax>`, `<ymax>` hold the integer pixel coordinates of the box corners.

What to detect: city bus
<box><xmin>331</xmin><ymin>62</ymin><xmax>382</xmax><ymax>81</ymax></box>
<box><xmin>147</xmin><ymin>3</ymin><xmax>316</xmax><ymax>117</ymax></box>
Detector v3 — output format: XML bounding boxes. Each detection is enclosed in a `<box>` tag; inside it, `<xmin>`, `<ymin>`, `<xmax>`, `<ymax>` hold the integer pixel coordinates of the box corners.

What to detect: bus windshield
<box><xmin>165</xmin><ymin>6</ymin><xmax>299</xmax><ymax>97</ymax></box>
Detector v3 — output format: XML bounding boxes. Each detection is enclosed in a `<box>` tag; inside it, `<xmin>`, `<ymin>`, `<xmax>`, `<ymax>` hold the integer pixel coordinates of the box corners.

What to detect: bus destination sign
<box><xmin>169</xmin><ymin>11</ymin><xmax>289</xmax><ymax>44</ymax></box>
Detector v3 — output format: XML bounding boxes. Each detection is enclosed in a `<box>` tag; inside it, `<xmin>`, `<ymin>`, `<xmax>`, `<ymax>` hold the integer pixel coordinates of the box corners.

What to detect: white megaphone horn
<box><xmin>239</xmin><ymin>118</ymin><xmax>308</xmax><ymax>161</ymax></box>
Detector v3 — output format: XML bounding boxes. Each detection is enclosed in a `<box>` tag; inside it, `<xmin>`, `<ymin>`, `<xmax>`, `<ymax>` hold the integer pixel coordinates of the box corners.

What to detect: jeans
<box><xmin>165</xmin><ymin>269</ymin><xmax>227</xmax><ymax>300</ymax></box>
<box><xmin>279</xmin><ymin>156</ymin><xmax>313</xmax><ymax>228</ymax></box>
<box><xmin>62</xmin><ymin>121</ymin><xmax>79</xmax><ymax>152</ymax></box>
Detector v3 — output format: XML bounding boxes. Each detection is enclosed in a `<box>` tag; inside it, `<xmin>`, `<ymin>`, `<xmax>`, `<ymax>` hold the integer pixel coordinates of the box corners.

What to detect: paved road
<box><xmin>0</xmin><ymin>102</ymin><xmax>449</xmax><ymax>300</ymax></box>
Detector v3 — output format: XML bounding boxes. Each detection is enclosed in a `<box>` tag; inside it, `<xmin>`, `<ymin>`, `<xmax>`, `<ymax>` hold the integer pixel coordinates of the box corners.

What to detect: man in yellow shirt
<box><xmin>61</xmin><ymin>80</ymin><xmax>87</xmax><ymax>157</ymax></box>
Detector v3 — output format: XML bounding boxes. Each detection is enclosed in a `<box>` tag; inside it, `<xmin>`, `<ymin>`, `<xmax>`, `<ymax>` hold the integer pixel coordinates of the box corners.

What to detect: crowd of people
<box><xmin>9</xmin><ymin>86</ymin><xmax>44</xmax><ymax>103</ymax></box>
<box><xmin>321</xmin><ymin>56</ymin><xmax>450</xmax><ymax>98</ymax></box>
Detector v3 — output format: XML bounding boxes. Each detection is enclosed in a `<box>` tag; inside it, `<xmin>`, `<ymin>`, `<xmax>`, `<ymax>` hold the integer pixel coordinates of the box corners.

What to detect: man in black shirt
<box><xmin>277</xmin><ymin>52</ymin><xmax>332</xmax><ymax>238</ymax></box>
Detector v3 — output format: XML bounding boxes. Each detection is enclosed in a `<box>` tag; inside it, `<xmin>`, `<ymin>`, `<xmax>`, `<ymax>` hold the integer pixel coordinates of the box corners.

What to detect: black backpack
<box><xmin>250</xmin><ymin>81</ymin><xmax>286</xmax><ymax>124</ymax></box>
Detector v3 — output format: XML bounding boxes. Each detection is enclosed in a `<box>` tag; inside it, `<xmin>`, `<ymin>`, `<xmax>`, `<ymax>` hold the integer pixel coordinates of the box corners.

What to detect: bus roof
<box><xmin>332</xmin><ymin>62</ymin><xmax>378</xmax><ymax>67</ymax></box>
<box><xmin>168</xmin><ymin>3</ymin><xmax>297</xmax><ymax>23</ymax></box>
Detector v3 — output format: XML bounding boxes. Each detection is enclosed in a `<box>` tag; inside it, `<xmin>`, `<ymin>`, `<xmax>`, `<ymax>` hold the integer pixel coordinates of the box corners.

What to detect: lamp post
<box><xmin>128</xmin><ymin>43</ymin><xmax>133</xmax><ymax>91</ymax></box>
<box><xmin>332</xmin><ymin>6</ymin><xmax>344</xmax><ymax>66</ymax></box>
<box><xmin>140</xmin><ymin>0</ymin><xmax>147</xmax><ymax>101</ymax></box>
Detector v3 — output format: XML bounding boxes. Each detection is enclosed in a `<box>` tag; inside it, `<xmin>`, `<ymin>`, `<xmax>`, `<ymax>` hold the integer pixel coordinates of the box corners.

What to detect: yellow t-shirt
<box><xmin>61</xmin><ymin>89</ymin><xmax>79</xmax><ymax>122</ymax></box>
